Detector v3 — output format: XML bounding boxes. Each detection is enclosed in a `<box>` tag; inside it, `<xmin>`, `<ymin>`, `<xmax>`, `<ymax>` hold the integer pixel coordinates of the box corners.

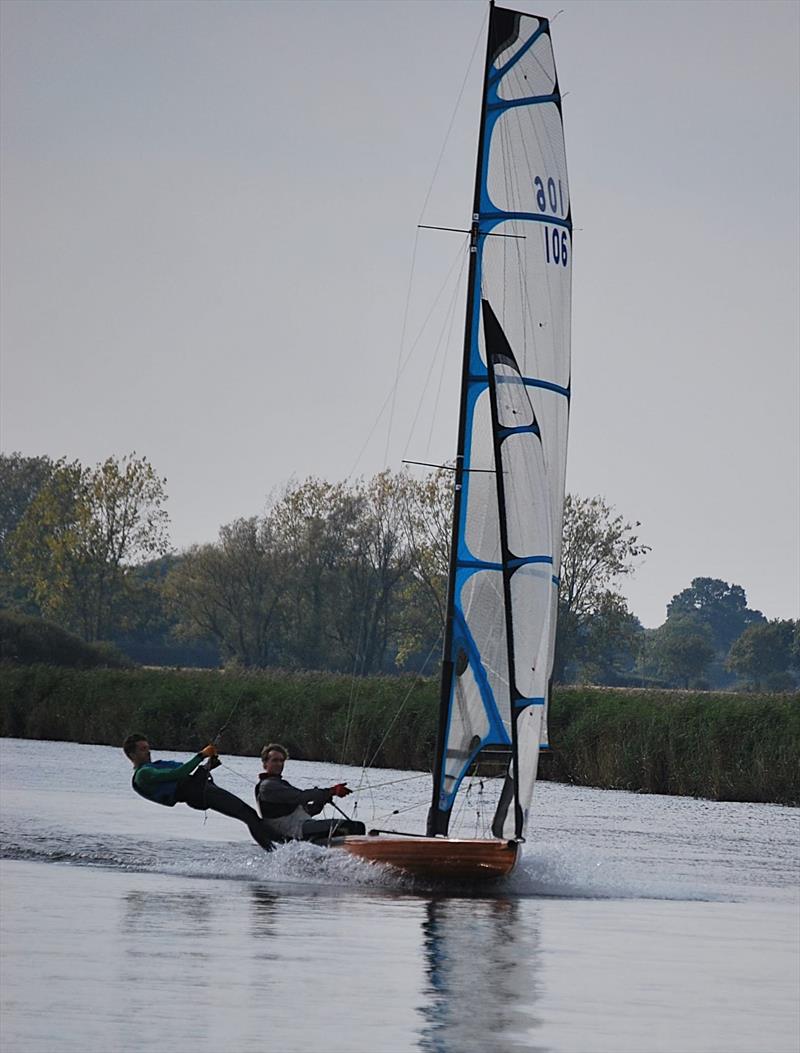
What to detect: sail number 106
<box><xmin>534</xmin><ymin>175</ymin><xmax>569</xmax><ymax>268</ymax></box>
<box><xmin>543</xmin><ymin>226</ymin><xmax>569</xmax><ymax>267</ymax></box>
<box><xmin>534</xmin><ymin>176</ymin><xmax>565</xmax><ymax>215</ymax></box>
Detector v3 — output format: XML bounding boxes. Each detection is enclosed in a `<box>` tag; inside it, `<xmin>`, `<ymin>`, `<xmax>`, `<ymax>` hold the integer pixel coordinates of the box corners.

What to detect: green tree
<box><xmin>575</xmin><ymin>596</ymin><xmax>643</xmax><ymax>685</ymax></box>
<box><xmin>268</xmin><ymin>477</ymin><xmax>366</xmax><ymax>670</ymax></box>
<box><xmin>325</xmin><ymin>471</ymin><xmax>413</xmax><ymax>674</ymax></box>
<box><xmin>8</xmin><ymin>454</ymin><xmax>170</xmax><ymax>640</ymax></box>
<box><xmin>168</xmin><ymin>473</ymin><xmax>417</xmax><ymax>673</ymax></box>
<box><xmin>268</xmin><ymin>473</ymin><xmax>414</xmax><ymax>673</ymax></box>
<box><xmin>726</xmin><ymin>619</ymin><xmax>798</xmax><ymax>690</ymax></box>
<box><xmin>667</xmin><ymin>577</ymin><xmax>764</xmax><ymax>652</ymax></box>
<box><xmin>166</xmin><ymin>517</ymin><xmax>286</xmax><ymax>668</ymax></box>
<box><xmin>648</xmin><ymin>614</ymin><xmax>716</xmax><ymax>688</ymax></box>
<box><xmin>394</xmin><ymin>468</ymin><xmax>452</xmax><ymax>669</ymax></box>
<box><xmin>0</xmin><ymin>452</ymin><xmax>54</xmax><ymax>609</ymax></box>
<box><xmin>0</xmin><ymin>452</ymin><xmax>54</xmax><ymax>562</ymax></box>
<box><xmin>555</xmin><ymin>494</ymin><xmax>650</xmax><ymax>682</ymax></box>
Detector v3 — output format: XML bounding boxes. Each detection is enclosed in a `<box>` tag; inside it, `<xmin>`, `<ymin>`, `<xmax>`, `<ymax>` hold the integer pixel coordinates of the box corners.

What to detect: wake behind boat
<box><xmin>326</xmin><ymin>2</ymin><xmax>572</xmax><ymax>883</ymax></box>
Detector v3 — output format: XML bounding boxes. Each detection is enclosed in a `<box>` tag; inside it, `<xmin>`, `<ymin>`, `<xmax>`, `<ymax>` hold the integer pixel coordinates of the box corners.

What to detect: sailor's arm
<box><xmin>257</xmin><ymin>779</ymin><xmax>351</xmax><ymax>812</ymax></box>
<box><xmin>257</xmin><ymin>780</ymin><xmax>321</xmax><ymax>809</ymax></box>
<box><xmin>135</xmin><ymin>746</ymin><xmax>216</xmax><ymax>787</ymax></box>
<box><xmin>305</xmin><ymin>782</ymin><xmax>352</xmax><ymax>814</ymax></box>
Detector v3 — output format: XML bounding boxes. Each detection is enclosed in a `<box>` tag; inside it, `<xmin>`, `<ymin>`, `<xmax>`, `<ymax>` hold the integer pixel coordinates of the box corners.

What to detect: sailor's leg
<box><xmin>177</xmin><ymin>776</ymin><xmax>275</xmax><ymax>851</ymax></box>
<box><xmin>301</xmin><ymin>818</ymin><xmax>366</xmax><ymax>842</ymax></box>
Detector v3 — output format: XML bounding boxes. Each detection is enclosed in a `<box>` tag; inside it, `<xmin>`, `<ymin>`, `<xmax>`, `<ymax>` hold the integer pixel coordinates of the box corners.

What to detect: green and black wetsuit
<box><xmin>133</xmin><ymin>754</ymin><xmax>275</xmax><ymax>851</ymax></box>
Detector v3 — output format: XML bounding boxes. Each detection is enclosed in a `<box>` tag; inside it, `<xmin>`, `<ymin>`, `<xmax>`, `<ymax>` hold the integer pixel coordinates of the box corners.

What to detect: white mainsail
<box><xmin>429</xmin><ymin>4</ymin><xmax>571</xmax><ymax>842</ymax></box>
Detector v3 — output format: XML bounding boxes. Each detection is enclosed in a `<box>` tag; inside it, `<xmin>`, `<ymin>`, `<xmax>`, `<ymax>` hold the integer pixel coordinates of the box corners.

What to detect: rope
<box><xmin>371</xmin><ymin>798</ymin><xmax>428</xmax><ymax>825</ymax></box>
<box><xmin>346</xmin><ymin>239</ymin><xmax>470</xmax><ymax>480</ymax></box>
<box><xmin>339</xmin><ymin>618</ymin><xmax>367</xmax><ymax>766</ymax></box>
<box><xmin>355</xmin><ymin>771</ymin><xmax>429</xmax><ymax>792</ymax></box>
<box><xmin>211</xmin><ymin>690</ymin><xmax>248</xmax><ymax>745</ymax></box>
<box><xmin>218</xmin><ymin>761</ymin><xmax>252</xmax><ymax>785</ymax></box>
<box><xmin>219</xmin><ymin>762</ymin><xmax>429</xmax><ymax>795</ymax></box>
<box><xmin>358</xmin><ymin>633</ymin><xmax>443</xmax><ymax>776</ymax></box>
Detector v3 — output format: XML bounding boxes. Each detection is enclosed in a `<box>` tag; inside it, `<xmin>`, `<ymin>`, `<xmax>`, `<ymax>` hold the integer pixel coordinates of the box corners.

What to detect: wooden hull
<box><xmin>336</xmin><ymin>835</ymin><xmax>518</xmax><ymax>881</ymax></box>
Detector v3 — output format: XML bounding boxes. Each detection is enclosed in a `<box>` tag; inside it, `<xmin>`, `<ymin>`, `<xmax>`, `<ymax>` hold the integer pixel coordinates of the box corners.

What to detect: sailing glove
<box><xmin>331</xmin><ymin>783</ymin><xmax>351</xmax><ymax>798</ymax></box>
<box><xmin>200</xmin><ymin>744</ymin><xmax>218</xmax><ymax>759</ymax></box>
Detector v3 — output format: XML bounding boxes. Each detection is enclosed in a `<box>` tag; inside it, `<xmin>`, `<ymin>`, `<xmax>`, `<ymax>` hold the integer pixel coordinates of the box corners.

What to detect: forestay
<box><xmin>428</xmin><ymin>5</ymin><xmax>571</xmax><ymax>842</ymax></box>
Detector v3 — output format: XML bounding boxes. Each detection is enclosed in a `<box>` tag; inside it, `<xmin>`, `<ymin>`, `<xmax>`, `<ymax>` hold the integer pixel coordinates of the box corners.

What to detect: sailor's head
<box><xmin>261</xmin><ymin>743</ymin><xmax>288</xmax><ymax>775</ymax></box>
<box><xmin>123</xmin><ymin>734</ymin><xmax>151</xmax><ymax>766</ymax></box>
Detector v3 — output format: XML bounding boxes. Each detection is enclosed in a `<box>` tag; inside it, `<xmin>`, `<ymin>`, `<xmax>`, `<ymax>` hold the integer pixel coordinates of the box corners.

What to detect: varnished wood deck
<box><xmin>337</xmin><ymin>835</ymin><xmax>518</xmax><ymax>881</ymax></box>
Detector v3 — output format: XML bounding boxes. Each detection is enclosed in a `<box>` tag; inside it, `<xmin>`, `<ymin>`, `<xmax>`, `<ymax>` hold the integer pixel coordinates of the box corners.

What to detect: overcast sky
<box><xmin>2</xmin><ymin>0</ymin><xmax>798</xmax><ymax>628</ymax></box>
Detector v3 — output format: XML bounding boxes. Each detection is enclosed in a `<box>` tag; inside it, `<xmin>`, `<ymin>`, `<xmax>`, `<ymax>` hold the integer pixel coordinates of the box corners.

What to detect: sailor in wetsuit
<box><xmin>123</xmin><ymin>734</ymin><xmax>275</xmax><ymax>852</ymax></box>
<box><xmin>255</xmin><ymin>743</ymin><xmax>365</xmax><ymax>843</ymax></box>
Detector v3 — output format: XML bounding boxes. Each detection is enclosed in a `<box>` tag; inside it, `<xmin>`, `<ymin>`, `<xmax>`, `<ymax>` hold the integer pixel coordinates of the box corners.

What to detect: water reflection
<box><xmin>417</xmin><ymin>897</ymin><xmax>547</xmax><ymax>1053</ymax></box>
<box><xmin>249</xmin><ymin>886</ymin><xmax>281</xmax><ymax>964</ymax></box>
<box><xmin>249</xmin><ymin>886</ymin><xmax>279</xmax><ymax>933</ymax></box>
<box><xmin>123</xmin><ymin>888</ymin><xmax>215</xmax><ymax>937</ymax></box>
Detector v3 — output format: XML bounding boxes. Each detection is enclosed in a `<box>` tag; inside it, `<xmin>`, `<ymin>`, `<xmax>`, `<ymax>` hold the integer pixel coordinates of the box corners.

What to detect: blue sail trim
<box><xmin>522</xmin><ymin>377</ymin><xmax>570</xmax><ymax>398</ymax></box>
<box><xmin>508</xmin><ymin>555</ymin><xmax>553</xmax><ymax>569</ymax></box>
<box><xmin>480</xmin><ymin>211</ymin><xmax>570</xmax><ymax>230</ymax></box>
<box><xmin>439</xmin><ymin>737</ymin><xmax>500</xmax><ymax>812</ymax></box>
<box><xmin>498</xmin><ymin>423</ymin><xmax>540</xmax><ymax>439</ymax></box>
<box><xmin>457</xmin><ymin>558</ymin><xmax>503</xmax><ymax>571</ymax></box>
<box><xmin>515</xmin><ymin>697</ymin><xmax>546</xmax><ymax>709</ymax></box>
<box><xmin>455</xmin><ymin>555</ymin><xmax>553</xmax><ymax>572</ymax></box>
<box><xmin>552</xmin><ymin>575</ymin><xmax>560</xmax><ymax>586</ymax></box>
<box><xmin>438</xmin><ymin>603</ymin><xmax>511</xmax><ymax>811</ymax></box>
<box><xmin>471</xmin><ymin>376</ymin><xmax>569</xmax><ymax>399</ymax></box>
<box><xmin>487</xmin><ymin>93</ymin><xmax>559</xmax><ymax>113</ymax></box>
<box><xmin>478</xmin><ymin>25</ymin><xmax>570</xmax><ymax>248</ymax></box>
<box><xmin>487</xmin><ymin>21</ymin><xmax>548</xmax><ymax>87</ymax></box>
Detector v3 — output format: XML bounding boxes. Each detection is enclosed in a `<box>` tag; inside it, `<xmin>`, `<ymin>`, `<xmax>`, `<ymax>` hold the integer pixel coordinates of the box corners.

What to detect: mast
<box><xmin>427</xmin><ymin>2</ymin><xmax>497</xmax><ymax>838</ymax></box>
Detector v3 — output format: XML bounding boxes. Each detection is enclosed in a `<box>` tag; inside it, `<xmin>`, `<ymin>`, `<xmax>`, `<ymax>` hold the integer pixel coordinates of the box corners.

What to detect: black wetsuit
<box><xmin>133</xmin><ymin>755</ymin><xmax>275</xmax><ymax>852</ymax></box>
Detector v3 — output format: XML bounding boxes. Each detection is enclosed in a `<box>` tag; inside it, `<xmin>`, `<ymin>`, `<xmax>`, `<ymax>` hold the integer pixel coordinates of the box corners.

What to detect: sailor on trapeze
<box><xmin>123</xmin><ymin>734</ymin><xmax>275</xmax><ymax>851</ymax></box>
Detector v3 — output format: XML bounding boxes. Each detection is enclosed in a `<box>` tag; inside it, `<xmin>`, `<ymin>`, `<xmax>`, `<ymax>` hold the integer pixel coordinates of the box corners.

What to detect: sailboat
<box><xmin>337</xmin><ymin>2</ymin><xmax>572</xmax><ymax>881</ymax></box>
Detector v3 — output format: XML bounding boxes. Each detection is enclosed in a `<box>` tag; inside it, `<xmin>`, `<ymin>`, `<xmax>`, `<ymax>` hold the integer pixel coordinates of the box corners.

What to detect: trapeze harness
<box><xmin>131</xmin><ymin>760</ymin><xmax>185</xmax><ymax>806</ymax></box>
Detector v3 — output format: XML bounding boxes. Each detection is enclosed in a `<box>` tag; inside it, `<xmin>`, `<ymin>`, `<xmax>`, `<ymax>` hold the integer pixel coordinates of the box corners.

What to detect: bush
<box><xmin>547</xmin><ymin>687</ymin><xmax>799</xmax><ymax>804</ymax></box>
<box><xmin>0</xmin><ymin>611</ymin><xmax>133</xmax><ymax>669</ymax></box>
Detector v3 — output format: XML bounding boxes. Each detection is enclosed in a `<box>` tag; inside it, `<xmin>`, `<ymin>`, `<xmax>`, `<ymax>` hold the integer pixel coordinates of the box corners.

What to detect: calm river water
<box><xmin>1</xmin><ymin>737</ymin><xmax>797</xmax><ymax>1053</ymax></box>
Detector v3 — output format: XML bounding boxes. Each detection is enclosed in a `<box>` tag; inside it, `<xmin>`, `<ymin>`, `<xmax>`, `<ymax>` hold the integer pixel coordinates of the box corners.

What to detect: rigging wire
<box><xmin>424</xmin><ymin>249</ymin><xmax>469</xmax><ymax>461</ymax></box>
<box><xmin>210</xmin><ymin>689</ymin><xmax>247</xmax><ymax>746</ymax></box>
<box><xmin>346</xmin><ymin>238</ymin><xmax>470</xmax><ymax>480</ymax></box>
<box><xmin>351</xmin><ymin>9</ymin><xmax>487</xmax><ymax>479</ymax></box>
<box><xmin>371</xmin><ymin>798</ymin><xmax>429</xmax><ymax>825</ymax></box>
<box><xmin>357</xmin><ymin>632</ymin><xmax>443</xmax><ymax>779</ymax></box>
<box><xmin>385</xmin><ymin>225</ymin><xmax>421</xmax><ymax>469</ymax></box>
<box><xmin>417</xmin><ymin>9</ymin><xmax>488</xmax><ymax>224</ymax></box>
<box><xmin>339</xmin><ymin>616</ymin><xmax>368</xmax><ymax>766</ymax></box>
<box><xmin>401</xmin><ymin>243</ymin><xmax>469</xmax><ymax>464</ymax></box>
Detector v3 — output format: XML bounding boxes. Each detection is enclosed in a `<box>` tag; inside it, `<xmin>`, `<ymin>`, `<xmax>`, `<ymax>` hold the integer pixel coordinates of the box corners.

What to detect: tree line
<box><xmin>1</xmin><ymin>452</ymin><xmax>797</xmax><ymax>690</ymax></box>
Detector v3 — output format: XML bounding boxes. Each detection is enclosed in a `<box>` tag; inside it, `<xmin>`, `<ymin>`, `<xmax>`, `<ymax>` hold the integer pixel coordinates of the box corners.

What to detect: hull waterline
<box><xmin>336</xmin><ymin>835</ymin><xmax>518</xmax><ymax>881</ymax></box>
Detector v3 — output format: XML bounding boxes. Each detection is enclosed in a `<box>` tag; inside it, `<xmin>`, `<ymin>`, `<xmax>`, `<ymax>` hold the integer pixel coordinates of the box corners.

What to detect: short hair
<box><xmin>261</xmin><ymin>742</ymin><xmax>288</xmax><ymax>763</ymax></box>
<box><xmin>123</xmin><ymin>733</ymin><xmax>147</xmax><ymax>759</ymax></box>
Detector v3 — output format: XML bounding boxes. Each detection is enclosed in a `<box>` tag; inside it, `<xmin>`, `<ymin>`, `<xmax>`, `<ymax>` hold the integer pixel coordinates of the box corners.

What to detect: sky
<box><xmin>1</xmin><ymin>0</ymin><xmax>798</xmax><ymax>629</ymax></box>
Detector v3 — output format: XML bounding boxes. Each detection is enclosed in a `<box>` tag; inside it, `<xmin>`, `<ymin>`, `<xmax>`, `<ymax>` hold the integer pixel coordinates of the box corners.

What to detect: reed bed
<box><xmin>1</xmin><ymin>666</ymin><xmax>797</xmax><ymax>804</ymax></box>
